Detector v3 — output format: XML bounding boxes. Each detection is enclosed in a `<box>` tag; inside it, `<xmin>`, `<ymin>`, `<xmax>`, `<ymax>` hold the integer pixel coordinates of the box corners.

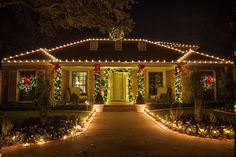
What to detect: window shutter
<box><xmin>90</xmin><ymin>40</ymin><xmax>98</xmax><ymax>51</ymax></box>
<box><xmin>8</xmin><ymin>70</ymin><xmax>17</xmax><ymax>102</ymax></box>
<box><xmin>138</xmin><ymin>41</ymin><xmax>146</xmax><ymax>51</ymax></box>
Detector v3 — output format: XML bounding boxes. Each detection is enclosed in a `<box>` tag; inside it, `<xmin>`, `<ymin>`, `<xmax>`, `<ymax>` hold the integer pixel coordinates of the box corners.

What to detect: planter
<box><xmin>135</xmin><ymin>104</ymin><xmax>145</xmax><ymax>112</ymax></box>
<box><xmin>94</xmin><ymin>104</ymin><xmax>104</xmax><ymax>112</ymax></box>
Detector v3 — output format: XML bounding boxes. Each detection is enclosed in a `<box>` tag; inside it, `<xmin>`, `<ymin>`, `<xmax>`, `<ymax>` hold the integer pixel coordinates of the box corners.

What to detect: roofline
<box><xmin>1</xmin><ymin>38</ymin><xmax>233</xmax><ymax>64</ymax></box>
<box><xmin>2</xmin><ymin>48</ymin><xmax>58</xmax><ymax>63</ymax></box>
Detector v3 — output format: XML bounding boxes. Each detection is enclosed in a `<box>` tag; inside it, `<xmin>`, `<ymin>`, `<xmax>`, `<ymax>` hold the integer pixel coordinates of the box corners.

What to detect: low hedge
<box><xmin>2</xmin><ymin>115</ymin><xmax>84</xmax><ymax>146</ymax></box>
<box><xmin>0</xmin><ymin>104</ymin><xmax>92</xmax><ymax>111</ymax></box>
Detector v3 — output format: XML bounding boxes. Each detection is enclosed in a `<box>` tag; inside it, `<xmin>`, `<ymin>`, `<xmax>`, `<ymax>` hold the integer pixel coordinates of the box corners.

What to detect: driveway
<box><xmin>2</xmin><ymin>112</ymin><xmax>234</xmax><ymax>157</ymax></box>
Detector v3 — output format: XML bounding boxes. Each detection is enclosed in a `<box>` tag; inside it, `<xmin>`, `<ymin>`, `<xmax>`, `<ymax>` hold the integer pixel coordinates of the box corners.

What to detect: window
<box><xmin>19</xmin><ymin>71</ymin><xmax>36</xmax><ymax>101</ymax></box>
<box><xmin>72</xmin><ymin>71</ymin><xmax>87</xmax><ymax>95</ymax></box>
<box><xmin>148</xmin><ymin>72</ymin><xmax>163</xmax><ymax>96</ymax></box>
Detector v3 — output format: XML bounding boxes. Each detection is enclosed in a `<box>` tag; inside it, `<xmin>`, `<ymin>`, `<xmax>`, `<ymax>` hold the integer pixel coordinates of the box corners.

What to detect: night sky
<box><xmin>0</xmin><ymin>0</ymin><xmax>235</xmax><ymax>59</ymax></box>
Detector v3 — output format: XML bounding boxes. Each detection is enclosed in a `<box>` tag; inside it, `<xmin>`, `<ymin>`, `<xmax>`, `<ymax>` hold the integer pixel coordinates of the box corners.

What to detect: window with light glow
<box><xmin>72</xmin><ymin>71</ymin><xmax>87</xmax><ymax>95</ymax></box>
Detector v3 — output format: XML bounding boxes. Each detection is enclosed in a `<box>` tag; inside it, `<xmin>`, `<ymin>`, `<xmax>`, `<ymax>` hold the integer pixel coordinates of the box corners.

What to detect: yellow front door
<box><xmin>112</xmin><ymin>72</ymin><xmax>125</xmax><ymax>101</ymax></box>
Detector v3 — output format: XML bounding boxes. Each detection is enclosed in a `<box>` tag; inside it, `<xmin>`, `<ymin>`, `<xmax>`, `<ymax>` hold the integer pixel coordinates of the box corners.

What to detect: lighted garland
<box><xmin>109</xmin><ymin>27</ymin><xmax>124</xmax><ymax>40</ymax></box>
<box><xmin>145</xmin><ymin>109</ymin><xmax>234</xmax><ymax>139</ymax></box>
<box><xmin>103</xmin><ymin>68</ymin><xmax>133</xmax><ymax>102</ymax></box>
<box><xmin>19</xmin><ymin>75</ymin><xmax>36</xmax><ymax>93</ymax></box>
<box><xmin>54</xmin><ymin>64</ymin><xmax>62</xmax><ymax>105</ymax></box>
<box><xmin>201</xmin><ymin>74</ymin><xmax>214</xmax><ymax>91</ymax></box>
<box><xmin>138</xmin><ymin>65</ymin><xmax>145</xmax><ymax>97</ymax></box>
<box><xmin>94</xmin><ymin>64</ymin><xmax>101</xmax><ymax>97</ymax></box>
<box><xmin>2</xmin><ymin>109</ymin><xmax>96</xmax><ymax>147</ymax></box>
<box><xmin>174</xmin><ymin>66</ymin><xmax>182</xmax><ymax>103</ymax></box>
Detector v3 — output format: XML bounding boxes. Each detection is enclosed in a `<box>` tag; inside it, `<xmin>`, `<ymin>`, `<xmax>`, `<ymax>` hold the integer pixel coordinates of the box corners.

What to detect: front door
<box><xmin>112</xmin><ymin>72</ymin><xmax>126</xmax><ymax>101</ymax></box>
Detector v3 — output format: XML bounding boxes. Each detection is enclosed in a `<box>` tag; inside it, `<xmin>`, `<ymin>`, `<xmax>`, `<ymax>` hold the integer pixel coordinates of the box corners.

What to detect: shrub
<box><xmin>136</xmin><ymin>93</ymin><xmax>144</xmax><ymax>104</ymax></box>
<box><xmin>95</xmin><ymin>93</ymin><xmax>104</xmax><ymax>104</ymax></box>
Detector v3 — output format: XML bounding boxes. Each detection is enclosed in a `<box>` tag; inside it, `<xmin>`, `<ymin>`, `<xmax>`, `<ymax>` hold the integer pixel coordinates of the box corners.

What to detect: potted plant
<box><xmin>135</xmin><ymin>93</ymin><xmax>146</xmax><ymax>112</ymax></box>
<box><xmin>94</xmin><ymin>93</ymin><xmax>104</xmax><ymax>112</ymax></box>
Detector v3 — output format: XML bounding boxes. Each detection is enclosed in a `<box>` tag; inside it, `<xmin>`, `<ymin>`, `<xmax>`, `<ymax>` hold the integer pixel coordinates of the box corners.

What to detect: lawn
<box><xmin>3</xmin><ymin>110</ymin><xmax>90</xmax><ymax>123</ymax></box>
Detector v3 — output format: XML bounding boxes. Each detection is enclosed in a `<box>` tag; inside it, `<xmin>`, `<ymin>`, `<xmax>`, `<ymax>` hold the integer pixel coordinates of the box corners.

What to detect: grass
<box><xmin>3</xmin><ymin>110</ymin><xmax>90</xmax><ymax>123</ymax></box>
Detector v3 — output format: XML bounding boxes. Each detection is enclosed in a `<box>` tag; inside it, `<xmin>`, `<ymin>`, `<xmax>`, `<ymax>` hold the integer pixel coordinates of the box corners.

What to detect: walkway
<box><xmin>2</xmin><ymin>112</ymin><xmax>234</xmax><ymax>157</ymax></box>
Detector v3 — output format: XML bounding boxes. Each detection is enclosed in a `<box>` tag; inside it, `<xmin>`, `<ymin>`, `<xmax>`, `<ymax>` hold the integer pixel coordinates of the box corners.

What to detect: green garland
<box><xmin>54</xmin><ymin>64</ymin><xmax>62</xmax><ymax>105</ymax></box>
<box><xmin>174</xmin><ymin>66</ymin><xmax>182</xmax><ymax>103</ymax></box>
<box><xmin>94</xmin><ymin>64</ymin><xmax>101</xmax><ymax>98</ymax></box>
<box><xmin>94</xmin><ymin>72</ymin><xmax>101</xmax><ymax>97</ymax></box>
<box><xmin>138</xmin><ymin>65</ymin><xmax>145</xmax><ymax>97</ymax></box>
<box><xmin>103</xmin><ymin>68</ymin><xmax>133</xmax><ymax>102</ymax></box>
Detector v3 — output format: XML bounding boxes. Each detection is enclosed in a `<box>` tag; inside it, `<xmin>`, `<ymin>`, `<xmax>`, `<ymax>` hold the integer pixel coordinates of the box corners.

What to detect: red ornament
<box><xmin>54</xmin><ymin>64</ymin><xmax>61</xmax><ymax>75</ymax></box>
<box><xmin>139</xmin><ymin>65</ymin><xmax>145</xmax><ymax>75</ymax></box>
<box><xmin>94</xmin><ymin>64</ymin><xmax>100</xmax><ymax>73</ymax></box>
<box><xmin>23</xmin><ymin>75</ymin><xmax>30</xmax><ymax>86</ymax></box>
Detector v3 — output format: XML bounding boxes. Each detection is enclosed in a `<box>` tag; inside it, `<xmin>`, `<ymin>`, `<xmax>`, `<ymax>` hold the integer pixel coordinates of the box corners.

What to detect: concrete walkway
<box><xmin>2</xmin><ymin>112</ymin><xmax>234</xmax><ymax>157</ymax></box>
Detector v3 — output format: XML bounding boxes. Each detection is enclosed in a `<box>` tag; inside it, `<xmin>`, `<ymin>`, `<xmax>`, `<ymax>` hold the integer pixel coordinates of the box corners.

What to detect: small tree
<box><xmin>34</xmin><ymin>72</ymin><xmax>51</xmax><ymax>125</ymax></box>
<box><xmin>136</xmin><ymin>93</ymin><xmax>145</xmax><ymax>104</ymax></box>
<box><xmin>95</xmin><ymin>93</ymin><xmax>104</xmax><ymax>104</ymax></box>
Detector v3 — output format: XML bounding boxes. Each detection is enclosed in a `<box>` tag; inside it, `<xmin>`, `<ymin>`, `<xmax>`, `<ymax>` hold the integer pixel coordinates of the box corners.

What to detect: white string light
<box><xmin>1</xmin><ymin>38</ymin><xmax>233</xmax><ymax>65</ymax></box>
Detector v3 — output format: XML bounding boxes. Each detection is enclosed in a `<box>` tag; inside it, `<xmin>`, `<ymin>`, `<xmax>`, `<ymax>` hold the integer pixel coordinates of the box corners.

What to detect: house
<box><xmin>0</xmin><ymin>38</ymin><xmax>234</xmax><ymax>105</ymax></box>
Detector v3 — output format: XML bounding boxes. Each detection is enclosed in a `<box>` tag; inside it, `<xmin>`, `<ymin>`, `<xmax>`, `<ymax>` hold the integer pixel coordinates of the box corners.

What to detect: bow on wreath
<box><xmin>205</xmin><ymin>74</ymin><xmax>213</xmax><ymax>87</ymax></box>
<box><xmin>23</xmin><ymin>75</ymin><xmax>30</xmax><ymax>86</ymax></box>
<box><xmin>54</xmin><ymin>64</ymin><xmax>61</xmax><ymax>76</ymax></box>
<box><xmin>94</xmin><ymin>64</ymin><xmax>100</xmax><ymax>73</ymax></box>
<box><xmin>139</xmin><ymin>65</ymin><xmax>145</xmax><ymax>75</ymax></box>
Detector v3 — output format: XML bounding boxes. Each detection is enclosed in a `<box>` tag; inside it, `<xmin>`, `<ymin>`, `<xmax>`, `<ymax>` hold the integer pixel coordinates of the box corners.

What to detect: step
<box><xmin>104</xmin><ymin>105</ymin><xmax>135</xmax><ymax>112</ymax></box>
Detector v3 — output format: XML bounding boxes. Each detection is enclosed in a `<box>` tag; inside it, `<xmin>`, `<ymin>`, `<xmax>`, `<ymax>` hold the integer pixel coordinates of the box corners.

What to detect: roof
<box><xmin>1</xmin><ymin>38</ymin><xmax>233</xmax><ymax>65</ymax></box>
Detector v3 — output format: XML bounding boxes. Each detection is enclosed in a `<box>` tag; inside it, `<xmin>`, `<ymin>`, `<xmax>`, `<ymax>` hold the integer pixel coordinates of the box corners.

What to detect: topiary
<box><xmin>95</xmin><ymin>93</ymin><xmax>104</xmax><ymax>104</ymax></box>
<box><xmin>136</xmin><ymin>93</ymin><xmax>145</xmax><ymax>104</ymax></box>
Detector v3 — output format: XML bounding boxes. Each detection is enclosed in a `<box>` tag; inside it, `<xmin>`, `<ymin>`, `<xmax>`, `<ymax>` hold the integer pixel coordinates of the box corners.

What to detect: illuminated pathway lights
<box><xmin>2</xmin><ymin>112</ymin><xmax>233</xmax><ymax>157</ymax></box>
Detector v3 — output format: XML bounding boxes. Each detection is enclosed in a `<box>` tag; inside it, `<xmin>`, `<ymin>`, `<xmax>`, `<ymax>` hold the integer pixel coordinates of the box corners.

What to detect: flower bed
<box><xmin>2</xmin><ymin>109</ymin><xmax>95</xmax><ymax>147</ymax></box>
<box><xmin>144</xmin><ymin>109</ymin><xmax>234</xmax><ymax>139</ymax></box>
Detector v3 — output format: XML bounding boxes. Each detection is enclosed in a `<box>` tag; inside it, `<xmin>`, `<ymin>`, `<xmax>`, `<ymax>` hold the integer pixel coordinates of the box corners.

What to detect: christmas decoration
<box><xmin>2</xmin><ymin>109</ymin><xmax>96</xmax><ymax>147</ymax></box>
<box><xmin>145</xmin><ymin>109</ymin><xmax>234</xmax><ymax>139</ymax></box>
<box><xmin>19</xmin><ymin>75</ymin><xmax>36</xmax><ymax>93</ymax></box>
<box><xmin>54</xmin><ymin>64</ymin><xmax>62</xmax><ymax>105</ymax></box>
<box><xmin>138</xmin><ymin>65</ymin><xmax>145</xmax><ymax>97</ymax></box>
<box><xmin>103</xmin><ymin>68</ymin><xmax>133</xmax><ymax>102</ymax></box>
<box><xmin>174</xmin><ymin>66</ymin><xmax>182</xmax><ymax>103</ymax></box>
<box><xmin>109</xmin><ymin>27</ymin><xmax>124</xmax><ymax>40</ymax></box>
<box><xmin>201</xmin><ymin>74</ymin><xmax>214</xmax><ymax>91</ymax></box>
<box><xmin>94</xmin><ymin>64</ymin><xmax>101</xmax><ymax>98</ymax></box>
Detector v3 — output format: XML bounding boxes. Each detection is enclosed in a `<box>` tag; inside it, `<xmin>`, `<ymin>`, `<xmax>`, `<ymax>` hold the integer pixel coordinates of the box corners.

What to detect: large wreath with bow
<box><xmin>200</xmin><ymin>74</ymin><xmax>214</xmax><ymax>91</ymax></box>
<box><xmin>19</xmin><ymin>75</ymin><xmax>37</xmax><ymax>93</ymax></box>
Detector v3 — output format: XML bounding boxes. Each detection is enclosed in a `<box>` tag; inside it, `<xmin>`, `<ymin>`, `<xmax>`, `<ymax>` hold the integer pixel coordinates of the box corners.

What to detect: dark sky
<box><xmin>1</xmin><ymin>0</ymin><xmax>235</xmax><ymax>59</ymax></box>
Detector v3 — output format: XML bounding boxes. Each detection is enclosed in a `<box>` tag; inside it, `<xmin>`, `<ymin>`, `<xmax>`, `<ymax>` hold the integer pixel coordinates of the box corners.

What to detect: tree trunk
<box><xmin>193</xmin><ymin>70</ymin><xmax>202</xmax><ymax>123</ymax></box>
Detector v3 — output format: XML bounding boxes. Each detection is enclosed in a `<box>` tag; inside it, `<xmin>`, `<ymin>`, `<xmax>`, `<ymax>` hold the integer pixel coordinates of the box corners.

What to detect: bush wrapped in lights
<box><xmin>144</xmin><ymin>109</ymin><xmax>234</xmax><ymax>139</ymax></box>
<box><xmin>2</xmin><ymin>110</ymin><xmax>96</xmax><ymax>147</ymax></box>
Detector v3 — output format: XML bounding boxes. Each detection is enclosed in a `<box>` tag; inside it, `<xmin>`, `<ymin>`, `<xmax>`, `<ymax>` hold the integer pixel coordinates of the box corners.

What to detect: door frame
<box><xmin>110</xmin><ymin>71</ymin><xmax>128</xmax><ymax>102</ymax></box>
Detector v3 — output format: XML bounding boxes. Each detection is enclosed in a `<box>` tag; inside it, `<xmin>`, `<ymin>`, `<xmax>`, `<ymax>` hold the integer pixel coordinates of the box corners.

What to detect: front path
<box><xmin>3</xmin><ymin>112</ymin><xmax>234</xmax><ymax>157</ymax></box>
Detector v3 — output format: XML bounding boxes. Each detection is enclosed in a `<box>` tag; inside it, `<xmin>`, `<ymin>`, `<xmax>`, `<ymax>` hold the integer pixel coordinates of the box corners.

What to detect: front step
<box><xmin>104</xmin><ymin>105</ymin><xmax>135</xmax><ymax>112</ymax></box>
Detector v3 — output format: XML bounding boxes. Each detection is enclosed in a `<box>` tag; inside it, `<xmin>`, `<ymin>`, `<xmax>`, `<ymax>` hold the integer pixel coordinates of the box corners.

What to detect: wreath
<box><xmin>109</xmin><ymin>27</ymin><xmax>124</xmax><ymax>40</ymax></box>
<box><xmin>201</xmin><ymin>74</ymin><xmax>214</xmax><ymax>91</ymax></box>
<box><xmin>19</xmin><ymin>75</ymin><xmax>37</xmax><ymax>93</ymax></box>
